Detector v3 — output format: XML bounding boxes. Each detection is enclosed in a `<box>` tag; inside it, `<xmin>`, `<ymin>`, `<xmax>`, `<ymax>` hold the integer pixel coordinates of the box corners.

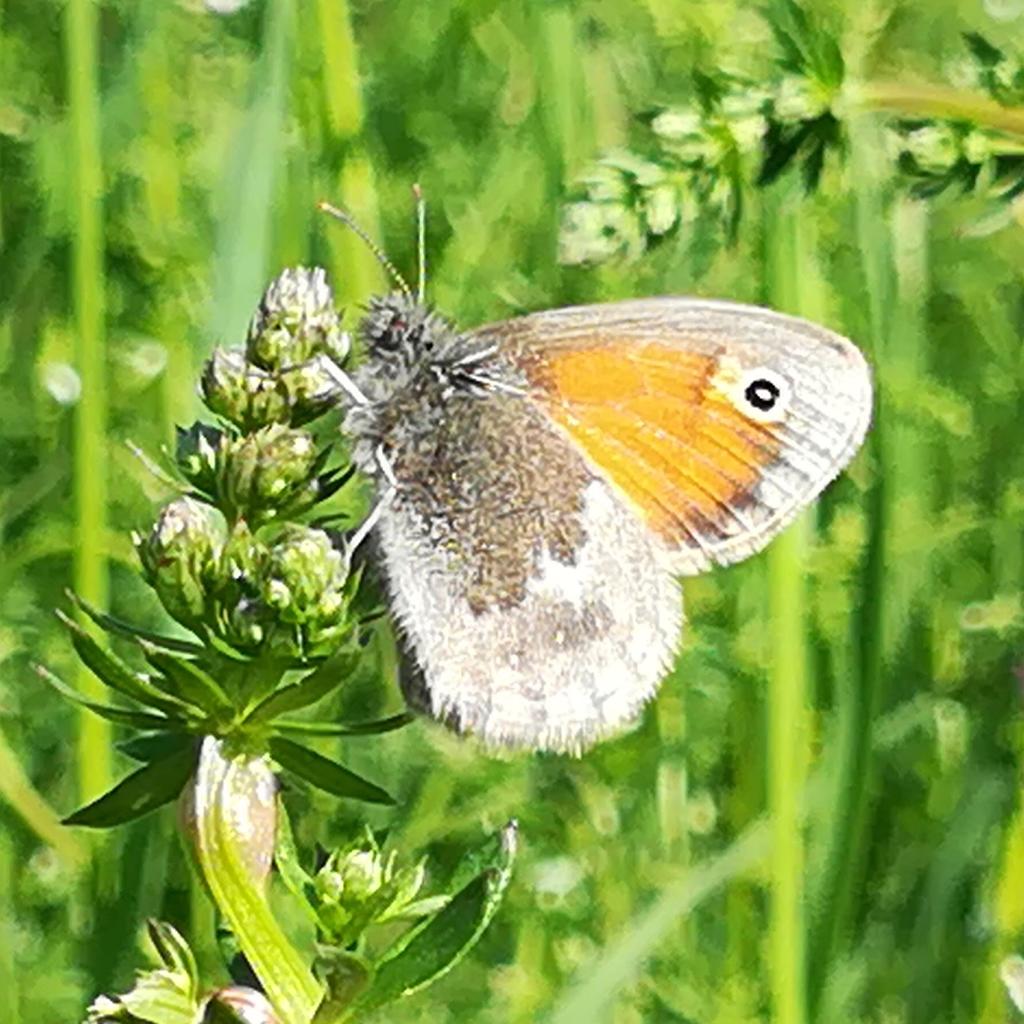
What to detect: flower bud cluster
<box><xmin>137</xmin><ymin>267</ymin><xmax>358</xmax><ymax>660</ymax></box>
<box><xmin>313</xmin><ymin>829</ymin><xmax>445</xmax><ymax>947</ymax></box>
<box><xmin>202</xmin><ymin>267</ymin><xmax>348</xmax><ymax>430</ymax></box>
<box><xmin>176</xmin><ymin>422</ymin><xmax>325</xmax><ymax>526</ymax></box>
<box><xmin>137</xmin><ymin>499</ymin><xmax>355</xmax><ymax>657</ymax></box>
<box><xmin>559</xmin><ymin>77</ymin><xmax>768</xmax><ymax>266</ymax></box>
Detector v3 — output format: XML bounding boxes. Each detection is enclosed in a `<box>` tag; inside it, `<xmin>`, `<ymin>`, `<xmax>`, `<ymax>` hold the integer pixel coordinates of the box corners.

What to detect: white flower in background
<box><xmin>1001</xmin><ymin>955</ymin><xmax>1024</xmax><ymax>1013</ymax></box>
<box><xmin>41</xmin><ymin>362</ymin><xmax>81</xmax><ymax>406</ymax></box>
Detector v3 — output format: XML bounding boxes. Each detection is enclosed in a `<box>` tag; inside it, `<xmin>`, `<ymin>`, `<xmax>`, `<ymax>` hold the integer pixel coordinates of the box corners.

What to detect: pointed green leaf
<box><xmin>201</xmin><ymin>628</ymin><xmax>254</xmax><ymax>663</ymax></box>
<box><xmin>274</xmin><ymin>712</ymin><xmax>414</xmax><ymax>737</ymax></box>
<box><xmin>56</xmin><ymin>610</ymin><xmax>192</xmax><ymax>716</ymax></box>
<box><xmin>63</xmin><ymin>746</ymin><xmax>195</xmax><ymax>827</ymax></box>
<box><xmin>243</xmin><ymin>649</ymin><xmax>360</xmax><ymax>726</ymax></box>
<box><xmin>355</xmin><ymin>821</ymin><xmax>517</xmax><ymax>1010</ymax></box>
<box><xmin>963</xmin><ymin>31</ymin><xmax>1004</xmax><ymax>67</ymax></box>
<box><xmin>36</xmin><ymin>664</ymin><xmax>177</xmax><ymax>730</ymax></box>
<box><xmin>141</xmin><ymin>644</ymin><xmax>234</xmax><ymax>714</ymax></box>
<box><xmin>146</xmin><ymin>919</ymin><xmax>200</xmax><ymax>998</ymax></box>
<box><xmin>66</xmin><ymin>589</ymin><xmax>203</xmax><ymax>655</ymax></box>
<box><xmin>268</xmin><ymin>737</ymin><xmax>394</xmax><ymax>805</ymax></box>
<box><xmin>118</xmin><ymin>732</ymin><xmax>195</xmax><ymax>764</ymax></box>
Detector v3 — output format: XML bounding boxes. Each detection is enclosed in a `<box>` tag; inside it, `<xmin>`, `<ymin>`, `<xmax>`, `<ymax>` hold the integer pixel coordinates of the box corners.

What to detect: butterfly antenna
<box><xmin>317</xmin><ymin>200</ymin><xmax>412</xmax><ymax>300</ymax></box>
<box><xmin>413</xmin><ymin>183</ymin><xmax>427</xmax><ymax>304</ymax></box>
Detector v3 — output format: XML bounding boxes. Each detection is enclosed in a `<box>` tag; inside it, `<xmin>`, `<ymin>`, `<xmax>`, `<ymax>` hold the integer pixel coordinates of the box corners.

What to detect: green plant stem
<box><xmin>808</xmin><ymin>112</ymin><xmax>893</xmax><ymax>1014</ymax></box>
<box><xmin>763</xmin><ymin>185</ymin><xmax>816</xmax><ymax>1024</ymax></box>
<box><xmin>191</xmin><ymin>737</ymin><xmax>321</xmax><ymax>1024</ymax></box>
<box><xmin>65</xmin><ymin>0</ymin><xmax>112</xmax><ymax>803</ymax></box>
<box><xmin>851</xmin><ymin>80</ymin><xmax>1024</xmax><ymax>139</ymax></box>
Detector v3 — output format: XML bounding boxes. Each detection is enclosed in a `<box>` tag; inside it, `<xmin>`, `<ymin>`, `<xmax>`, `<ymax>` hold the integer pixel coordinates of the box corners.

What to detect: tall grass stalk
<box><xmin>809</xmin><ymin>112</ymin><xmax>894</xmax><ymax>1009</ymax></box>
<box><xmin>0</xmin><ymin>836</ymin><xmax>16</xmax><ymax>1024</ymax></box>
<box><xmin>137</xmin><ymin>11</ymin><xmax>194</xmax><ymax>435</ymax></box>
<box><xmin>314</xmin><ymin>0</ymin><xmax>385</xmax><ymax>306</ymax></box>
<box><xmin>65</xmin><ymin>0</ymin><xmax>111</xmax><ymax>803</ymax></box>
<box><xmin>656</xmin><ymin>679</ymin><xmax>689</xmax><ymax>860</ymax></box>
<box><xmin>207</xmin><ymin>0</ymin><xmax>294</xmax><ymax>350</ymax></box>
<box><xmin>763</xmin><ymin>185</ymin><xmax>818</xmax><ymax>1024</ymax></box>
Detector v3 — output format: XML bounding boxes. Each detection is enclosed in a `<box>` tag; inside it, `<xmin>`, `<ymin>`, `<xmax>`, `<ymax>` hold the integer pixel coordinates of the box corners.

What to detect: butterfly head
<box><xmin>361</xmin><ymin>293</ymin><xmax>456</xmax><ymax>371</ymax></box>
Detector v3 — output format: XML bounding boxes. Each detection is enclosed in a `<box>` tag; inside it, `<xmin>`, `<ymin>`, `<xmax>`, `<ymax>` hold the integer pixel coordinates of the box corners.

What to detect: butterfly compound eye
<box><xmin>736</xmin><ymin>367</ymin><xmax>790</xmax><ymax>422</ymax></box>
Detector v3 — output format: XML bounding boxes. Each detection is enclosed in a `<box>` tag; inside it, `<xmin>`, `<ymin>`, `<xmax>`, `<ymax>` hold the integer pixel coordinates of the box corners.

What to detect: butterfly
<box><xmin>321</xmin><ymin>201</ymin><xmax>873</xmax><ymax>755</ymax></box>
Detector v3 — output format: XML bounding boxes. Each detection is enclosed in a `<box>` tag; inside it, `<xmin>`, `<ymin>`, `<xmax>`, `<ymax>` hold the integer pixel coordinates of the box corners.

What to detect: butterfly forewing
<box><xmin>472</xmin><ymin>298</ymin><xmax>873</xmax><ymax>573</ymax></box>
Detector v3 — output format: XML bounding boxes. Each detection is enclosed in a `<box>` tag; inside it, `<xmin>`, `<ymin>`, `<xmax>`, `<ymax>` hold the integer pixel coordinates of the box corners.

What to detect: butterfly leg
<box><xmin>346</xmin><ymin>445</ymin><xmax>398</xmax><ymax>559</ymax></box>
<box><xmin>323</xmin><ymin>349</ymin><xmax>371</xmax><ymax>406</ymax></box>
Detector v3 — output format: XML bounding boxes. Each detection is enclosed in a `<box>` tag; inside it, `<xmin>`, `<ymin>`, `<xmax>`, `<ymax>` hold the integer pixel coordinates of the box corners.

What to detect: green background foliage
<box><xmin>2</xmin><ymin>0</ymin><xmax>1024</xmax><ymax>1021</ymax></box>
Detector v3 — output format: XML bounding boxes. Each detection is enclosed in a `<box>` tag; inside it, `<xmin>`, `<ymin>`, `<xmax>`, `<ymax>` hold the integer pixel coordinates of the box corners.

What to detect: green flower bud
<box><xmin>276</xmin><ymin>354</ymin><xmax>345</xmax><ymax>425</ymax></box>
<box><xmin>313</xmin><ymin>832</ymin><xmax>438</xmax><ymax>946</ymax></box>
<box><xmin>651</xmin><ymin>109</ymin><xmax>720</xmax><ymax>164</ymax></box>
<box><xmin>201</xmin><ymin>348</ymin><xmax>290</xmax><ymax>431</ymax></box>
<box><xmin>201</xmin><ymin>987</ymin><xmax>281</xmax><ymax>1024</ymax></box>
<box><xmin>136</xmin><ymin>498</ymin><xmax>223</xmax><ymax>631</ymax></box>
<box><xmin>212</xmin><ymin>522</ymin><xmax>272</xmax><ymax>649</ymax></box>
<box><xmin>774</xmin><ymin>75</ymin><xmax>831</xmax><ymax>122</ymax></box>
<box><xmin>643</xmin><ymin>182</ymin><xmax>681</xmax><ymax>235</ymax></box>
<box><xmin>559</xmin><ymin>201</ymin><xmax>644</xmax><ymax>265</ymax></box>
<box><xmin>963</xmin><ymin>128</ymin><xmax>997</xmax><ymax>166</ymax></box>
<box><xmin>599</xmin><ymin>148</ymin><xmax>665</xmax><ymax>187</ymax></box>
<box><xmin>218</xmin><ymin>425</ymin><xmax>322</xmax><ymax>525</ymax></box>
<box><xmin>176</xmin><ymin>422</ymin><xmax>225</xmax><ymax>500</ymax></box>
<box><xmin>902</xmin><ymin>123</ymin><xmax>962</xmax><ymax>174</ymax></box>
<box><xmin>246</xmin><ymin>267</ymin><xmax>347</xmax><ymax>372</ymax></box>
<box><xmin>578</xmin><ymin>162</ymin><xmax>629</xmax><ymax>203</ymax></box>
<box><xmin>262</xmin><ymin>526</ymin><xmax>352</xmax><ymax>654</ymax></box>
<box><xmin>315</xmin><ymin>846</ymin><xmax>389</xmax><ymax>946</ymax></box>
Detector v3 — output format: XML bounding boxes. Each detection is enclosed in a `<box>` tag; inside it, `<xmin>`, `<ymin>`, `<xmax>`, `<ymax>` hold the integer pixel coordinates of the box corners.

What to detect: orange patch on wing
<box><xmin>527</xmin><ymin>340</ymin><xmax>783</xmax><ymax>546</ymax></box>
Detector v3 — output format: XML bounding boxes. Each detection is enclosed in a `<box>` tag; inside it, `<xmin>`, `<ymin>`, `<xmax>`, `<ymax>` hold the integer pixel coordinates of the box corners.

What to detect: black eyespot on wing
<box><xmin>744</xmin><ymin>377</ymin><xmax>781</xmax><ymax>412</ymax></box>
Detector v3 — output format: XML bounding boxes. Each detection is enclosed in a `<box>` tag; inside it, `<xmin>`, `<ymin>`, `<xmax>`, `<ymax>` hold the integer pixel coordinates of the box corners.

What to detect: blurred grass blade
<box><xmin>207</xmin><ymin>0</ymin><xmax>294</xmax><ymax>348</ymax></box>
<box><xmin>65</xmin><ymin>0</ymin><xmax>112</xmax><ymax>805</ymax></box>
<box><xmin>63</xmin><ymin>746</ymin><xmax>195</xmax><ymax>828</ymax></box>
<box><xmin>268</xmin><ymin>736</ymin><xmax>394</xmax><ymax>805</ymax></box>
<box><xmin>808</xmin><ymin>112</ymin><xmax>893</xmax><ymax>1006</ymax></box>
<box><xmin>0</xmin><ymin>728</ymin><xmax>86</xmax><ymax>868</ymax></box>
<box><xmin>547</xmin><ymin>819</ymin><xmax>771</xmax><ymax>1024</ymax></box>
